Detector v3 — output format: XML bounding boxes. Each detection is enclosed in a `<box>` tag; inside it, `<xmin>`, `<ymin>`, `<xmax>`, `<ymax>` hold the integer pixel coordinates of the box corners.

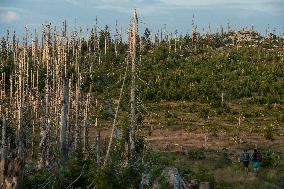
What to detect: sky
<box><xmin>0</xmin><ymin>0</ymin><xmax>284</xmax><ymax>38</ymax></box>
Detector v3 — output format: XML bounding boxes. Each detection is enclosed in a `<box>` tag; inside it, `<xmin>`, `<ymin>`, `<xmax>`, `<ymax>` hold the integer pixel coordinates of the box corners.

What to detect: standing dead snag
<box><xmin>60</xmin><ymin>76</ymin><xmax>69</xmax><ymax>165</ymax></box>
<box><xmin>13</xmin><ymin>53</ymin><xmax>25</xmax><ymax>189</ymax></box>
<box><xmin>130</xmin><ymin>9</ymin><xmax>138</xmax><ymax>160</ymax></box>
<box><xmin>39</xmin><ymin>26</ymin><xmax>51</xmax><ymax>168</ymax></box>
<box><xmin>0</xmin><ymin>111</ymin><xmax>7</xmax><ymax>186</ymax></box>
<box><xmin>83</xmin><ymin>91</ymin><xmax>90</xmax><ymax>157</ymax></box>
<box><xmin>74</xmin><ymin>55</ymin><xmax>80</xmax><ymax>150</ymax></box>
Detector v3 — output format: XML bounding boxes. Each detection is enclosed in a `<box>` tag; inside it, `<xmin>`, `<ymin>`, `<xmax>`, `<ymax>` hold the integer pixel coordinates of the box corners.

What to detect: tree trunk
<box><xmin>74</xmin><ymin>77</ymin><xmax>80</xmax><ymax>149</ymax></box>
<box><xmin>95</xmin><ymin>130</ymin><xmax>100</xmax><ymax>165</ymax></box>
<box><xmin>83</xmin><ymin>92</ymin><xmax>90</xmax><ymax>157</ymax></box>
<box><xmin>13</xmin><ymin>64</ymin><xmax>25</xmax><ymax>189</ymax></box>
<box><xmin>60</xmin><ymin>78</ymin><xmax>69</xmax><ymax>165</ymax></box>
<box><xmin>15</xmin><ymin>99</ymin><xmax>24</xmax><ymax>189</ymax></box>
<box><xmin>130</xmin><ymin>9</ymin><xmax>138</xmax><ymax>160</ymax></box>
<box><xmin>0</xmin><ymin>113</ymin><xmax>6</xmax><ymax>187</ymax></box>
<box><xmin>39</xmin><ymin>80</ymin><xmax>50</xmax><ymax>168</ymax></box>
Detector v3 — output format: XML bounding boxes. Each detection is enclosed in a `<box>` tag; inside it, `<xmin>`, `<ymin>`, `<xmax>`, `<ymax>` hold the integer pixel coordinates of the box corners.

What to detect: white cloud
<box><xmin>0</xmin><ymin>11</ymin><xmax>20</xmax><ymax>22</ymax></box>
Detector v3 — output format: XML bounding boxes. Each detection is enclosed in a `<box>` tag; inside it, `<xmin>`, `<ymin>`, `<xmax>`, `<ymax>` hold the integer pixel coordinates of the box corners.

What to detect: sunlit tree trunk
<box><xmin>14</xmin><ymin>61</ymin><xmax>25</xmax><ymax>189</ymax></box>
<box><xmin>74</xmin><ymin>72</ymin><xmax>80</xmax><ymax>149</ymax></box>
<box><xmin>130</xmin><ymin>9</ymin><xmax>138</xmax><ymax>159</ymax></box>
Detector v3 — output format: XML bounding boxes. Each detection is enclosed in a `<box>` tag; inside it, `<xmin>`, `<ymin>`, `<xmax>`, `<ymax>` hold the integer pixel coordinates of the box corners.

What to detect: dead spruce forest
<box><xmin>0</xmin><ymin>10</ymin><xmax>284</xmax><ymax>189</ymax></box>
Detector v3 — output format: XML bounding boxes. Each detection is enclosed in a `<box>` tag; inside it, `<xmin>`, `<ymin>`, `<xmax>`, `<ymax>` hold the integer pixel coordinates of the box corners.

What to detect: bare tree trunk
<box><xmin>13</xmin><ymin>58</ymin><xmax>25</xmax><ymax>189</ymax></box>
<box><xmin>95</xmin><ymin>130</ymin><xmax>100</xmax><ymax>165</ymax></box>
<box><xmin>60</xmin><ymin>78</ymin><xmax>69</xmax><ymax>165</ymax></box>
<box><xmin>15</xmin><ymin>95</ymin><xmax>24</xmax><ymax>189</ymax></box>
<box><xmin>39</xmin><ymin>80</ymin><xmax>50</xmax><ymax>168</ymax></box>
<box><xmin>0</xmin><ymin>112</ymin><xmax>6</xmax><ymax>187</ymax></box>
<box><xmin>74</xmin><ymin>75</ymin><xmax>80</xmax><ymax>149</ymax></box>
<box><xmin>130</xmin><ymin>9</ymin><xmax>138</xmax><ymax>160</ymax></box>
<box><xmin>83</xmin><ymin>92</ymin><xmax>90</xmax><ymax>157</ymax></box>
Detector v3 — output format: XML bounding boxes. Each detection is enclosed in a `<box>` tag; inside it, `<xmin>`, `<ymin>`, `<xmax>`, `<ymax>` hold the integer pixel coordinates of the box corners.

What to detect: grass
<box><xmin>137</xmin><ymin>100</ymin><xmax>284</xmax><ymax>188</ymax></box>
<box><xmin>92</xmin><ymin>99</ymin><xmax>284</xmax><ymax>188</ymax></box>
<box><xmin>145</xmin><ymin>149</ymin><xmax>284</xmax><ymax>189</ymax></box>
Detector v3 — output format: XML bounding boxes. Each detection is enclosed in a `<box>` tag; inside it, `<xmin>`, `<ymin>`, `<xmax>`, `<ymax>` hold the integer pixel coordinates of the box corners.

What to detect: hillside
<box><xmin>0</xmin><ymin>12</ymin><xmax>284</xmax><ymax>188</ymax></box>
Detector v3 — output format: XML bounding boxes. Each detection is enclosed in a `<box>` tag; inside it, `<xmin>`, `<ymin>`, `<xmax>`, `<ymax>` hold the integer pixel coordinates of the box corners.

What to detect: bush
<box><xmin>165</xmin><ymin>111</ymin><xmax>178</xmax><ymax>118</ymax></box>
<box><xmin>207</xmin><ymin>121</ymin><xmax>219</xmax><ymax>136</ymax></box>
<box><xmin>186</xmin><ymin>122</ymin><xmax>198</xmax><ymax>132</ymax></box>
<box><xmin>227</xmin><ymin>115</ymin><xmax>236</xmax><ymax>123</ymax></box>
<box><xmin>24</xmin><ymin>168</ymin><xmax>55</xmax><ymax>189</ymax></box>
<box><xmin>261</xmin><ymin>150</ymin><xmax>280</xmax><ymax>168</ymax></box>
<box><xmin>199</xmin><ymin>106</ymin><xmax>211</xmax><ymax>118</ymax></box>
<box><xmin>165</xmin><ymin>118</ymin><xmax>177</xmax><ymax>127</ymax></box>
<box><xmin>264</xmin><ymin>125</ymin><xmax>275</xmax><ymax>140</ymax></box>
<box><xmin>194</xmin><ymin>165</ymin><xmax>215</xmax><ymax>184</ymax></box>
<box><xmin>187</xmin><ymin>148</ymin><xmax>206</xmax><ymax>160</ymax></box>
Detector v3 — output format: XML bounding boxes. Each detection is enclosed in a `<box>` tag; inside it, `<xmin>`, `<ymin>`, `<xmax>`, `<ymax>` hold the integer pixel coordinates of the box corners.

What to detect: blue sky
<box><xmin>0</xmin><ymin>0</ymin><xmax>284</xmax><ymax>38</ymax></box>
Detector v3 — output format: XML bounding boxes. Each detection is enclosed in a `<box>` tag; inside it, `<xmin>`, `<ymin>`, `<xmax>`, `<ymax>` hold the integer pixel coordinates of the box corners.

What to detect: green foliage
<box><xmin>165</xmin><ymin>110</ymin><xmax>177</xmax><ymax>119</ymax></box>
<box><xmin>186</xmin><ymin>122</ymin><xmax>198</xmax><ymax>132</ymax></box>
<box><xmin>207</xmin><ymin>121</ymin><xmax>219</xmax><ymax>136</ymax></box>
<box><xmin>194</xmin><ymin>165</ymin><xmax>215</xmax><ymax>184</ymax></box>
<box><xmin>24</xmin><ymin>168</ymin><xmax>55</xmax><ymax>189</ymax></box>
<box><xmin>160</xmin><ymin>176</ymin><xmax>171</xmax><ymax>189</ymax></box>
<box><xmin>140</xmin><ymin>46</ymin><xmax>284</xmax><ymax>107</ymax></box>
<box><xmin>199</xmin><ymin>105</ymin><xmax>212</xmax><ymax>118</ymax></box>
<box><xmin>264</xmin><ymin>125</ymin><xmax>275</xmax><ymax>140</ymax></box>
<box><xmin>187</xmin><ymin>148</ymin><xmax>206</xmax><ymax>160</ymax></box>
<box><xmin>261</xmin><ymin>150</ymin><xmax>281</xmax><ymax>168</ymax></box>
<box><xmin>146</xmin><ymin>151</ymin><xmax>176</xmax><ymax>167</ymax></box>
<box><xmin>66</xmin><ymin>148</ymin><xmax>91</xmax><ymax>188</ymax></box>
<box><xmin>227</xmin><ymin>115</ymin><xmax>236</xmax><ymax>123</ymax></box>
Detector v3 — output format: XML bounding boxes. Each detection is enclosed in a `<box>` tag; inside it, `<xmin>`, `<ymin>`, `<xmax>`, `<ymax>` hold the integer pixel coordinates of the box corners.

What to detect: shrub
<box><xmin>207</xmin><ymin>121</ymin><xmax>219</xmax><ymax>136</ymax></box>
<box><xmin>166</xmin><ymin>118</ymin><xmax>177</xmax><ymax>127</ymax></box>
<box><xmin>186</xmin><ymin>122</ymin><xmax>198</xmax><ymax>132</ymax></box>
<box><xmin>187</xmin><ymin>148</ymin><xmax>206</xmax><ymax>160</ymax></box>
<box><xmin>264</xmin><ymin>125</ymin><xmax>275</xmax><ymax>140</ymax></box>
<box><xmin>165</xmin><ymin>110</ymin><xmax>178</xmax><ymax>118</ymax></box>
<box><xmin>261</xmin><ymin>150</ymin><xmax>280</xmax><ymax>168</ymax></box>
<box><xmin>227</xmin><ymin>115</ymin><xmax>236</xmax><ymax>123</ymax></box>
<box><xmin>199</xmin><ymin>106</ymin><xmax>211</xmax><ymax>118</ymax></box>
<box><xmin>194</xmin><ymin>165</ymin><xmax>215</xmax><ymax>184</ymax></box>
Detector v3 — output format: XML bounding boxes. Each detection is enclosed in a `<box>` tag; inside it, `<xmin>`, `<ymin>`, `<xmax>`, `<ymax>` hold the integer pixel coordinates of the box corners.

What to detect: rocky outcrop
<box><xmin>140</xmin><ymin>167</ymin><xmax>200</xmax><ymax>189</ymax></box>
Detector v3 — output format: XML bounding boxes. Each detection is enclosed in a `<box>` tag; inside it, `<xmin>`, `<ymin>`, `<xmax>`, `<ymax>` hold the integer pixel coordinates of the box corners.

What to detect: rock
<box><xmin>199</xmin><ymin>182</ymin><xmax>213</xmax><ymax>189</ymax></box>
<box><xmin>143</xmin><ymin>167</ymin><xmax>198</xmax><ymax>189</ymax></box>
<box><xmin>140</xmin><ymin>173</ymin><xmax>151</xmax><ymax>189</ymax></box>
<box><xmin>152</xmin><ymin>167</ymin><xmax>188</xmax><ymax>189</ymax></box>
<box><xmin>189</xmin><ymin>179</ymin><xmax>199</xmax><ymax>189</ymax></box>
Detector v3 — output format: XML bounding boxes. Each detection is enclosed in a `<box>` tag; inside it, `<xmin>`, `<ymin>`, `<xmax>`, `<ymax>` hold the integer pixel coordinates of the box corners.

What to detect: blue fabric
<box><xmin>243</xmin><ymin>161</ymin><xmax>249</xmax><ymax>168</ymax></box>
<box><xmin>252</xmin><ymin>161</ymin><xmax>260</xmax><ymax>169</ymax></box>
<box><xmin>242</xmin><ymin>152</ymin><xmax>250</xmax><ymax>161</ymax></box>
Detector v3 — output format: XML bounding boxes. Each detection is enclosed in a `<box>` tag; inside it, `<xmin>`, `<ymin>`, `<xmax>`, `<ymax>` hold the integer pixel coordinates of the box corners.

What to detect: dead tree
<box><xmin>14</xmin><ymin>55</ymin><xmax>25</xmax><ymax>189</ymax></box>
<box><xmin>129</xmin><ymin>9</ymin><xmax>138</xmax><ymax>160</ymax></box>
<box><xmin>60</xmin><ymin>76</ymin><xmax>69</xmax><ymax>165</ymax></box>
<box><xmin>0</xmin><ymin>111</ymin><xmax>6</xmax><ymax>187</ymax></box>
<box><xmin>74</xmin><ymin>64</ymin><xmax>80</xmax><ymax>149</ymax></box>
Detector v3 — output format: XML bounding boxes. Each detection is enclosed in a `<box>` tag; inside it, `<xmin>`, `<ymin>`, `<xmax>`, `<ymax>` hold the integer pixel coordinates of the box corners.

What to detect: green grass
<box><xmin>145</xmin><ymin>148</ymin><xmax>284</xmax><ymax>189</ymax></box>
